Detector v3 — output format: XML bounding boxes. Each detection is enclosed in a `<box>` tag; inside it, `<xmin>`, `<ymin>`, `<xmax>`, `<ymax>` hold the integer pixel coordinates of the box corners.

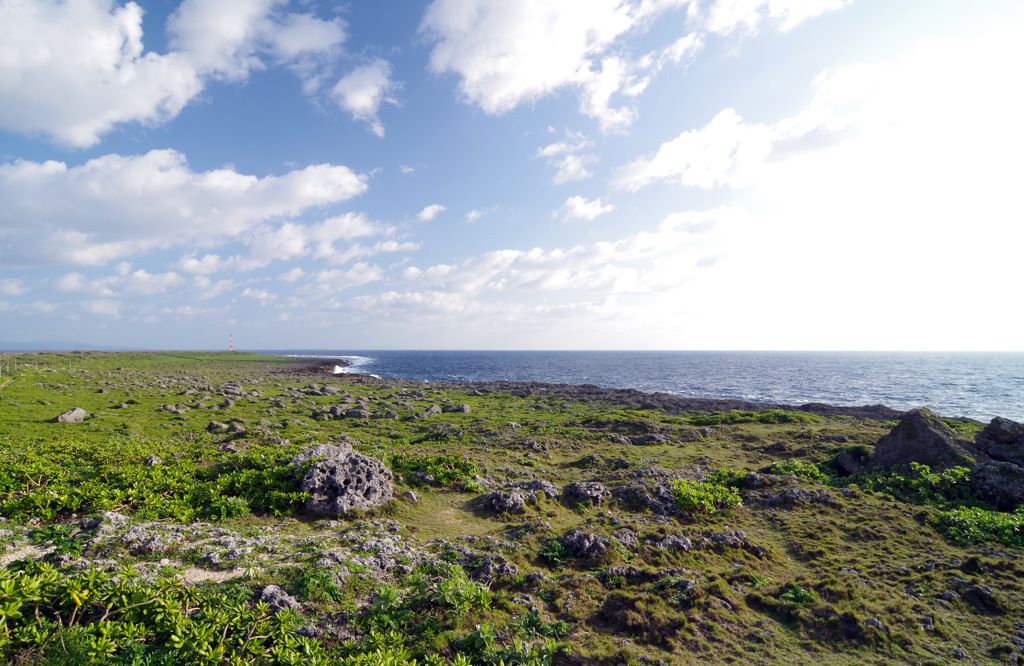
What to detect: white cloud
<box><xmin>0</xmin><ymin>149</ymin><xmax>368</xmax><ymax>268</ymax></box>
<box><xmin>703</xmin><ymin>0</ymin><xmax>850</xmax><ymax>35</ymax></box>
<box><xmin>323</xmin><ymin>241</ymin><xmax>421</xmax><ymax>266</ymax></box>
<box><xmin>307</xmin><ymin>263</ymin><xmax>384</xmax><ymax>291</ymax></box>
<box><xmin>420</xmin><ymin>0</ymin><xmax>845</xmax><ymax>132</ymax></box>
<box><xmin>82</xmin><ymin>299</ymin><xmax>121</xmax><ymax>317</ymax></box>
<box><xmin>421</xmin><ymin>0</ymin><xmax>688</xmax><ymax>132</ymax></box>
<box><xmin>606</xmin><ymin>26</ymin><xmax>1024</xmax><ymax>350</ymax></box>
<box><xmin>55</xmin><ymin>269</ymin><xmax>183</xmax><ymax>296</ymax></box>
<box><xmin>0</xmin><ymin>278</ymin><xmax>25</xmax><ymax>295</ymax></box>
<box><xmin>241</xmin><ymin>287</ymin><xmax>277</xmax><ymax>305</ymax></box>
<box><xmin>558</xmin><ymin>196</ymin><xmax>614</xmax><ymax>222</ymax></box>
<box><xmin>613</xmin><ymin>108</ymin><xmax>777</xmax><ymax>190</ymax></box>
<box><xmin>332</xmin><ymin>59</ymin><xmax>400</xmax><ymax>137</ymax></box>
<box><xmin>0</xmin><ymin>0</ymin><xmax>346</xmax><ymax>147</ymax></box>
<box><xmin>536</xmin><ymin>133</ymin><xmax>596</xmax><ymax>183</ymax></box>
<box><xmin>464</xmin><ymin>206</ymin><xmax>498</xmax><ymax>224</ymax></box>
<box><xmin>417</xmin><ymin>204</ymin><xmax>446</xmax><ymax>221</ymax></box>
<box><xmin>192</xmin><ymin>276</ymin><xmax>236</xmax><ymax>300</ymax></box>
<box><xmin>402</xmin><ymin>207</ymin><xmax>732</xmax><ymax>296</ymax></box>
<box><xmin>278</xmin><ymin>267</ymin><xmax>305</xmax><ymax>282</ymax></box>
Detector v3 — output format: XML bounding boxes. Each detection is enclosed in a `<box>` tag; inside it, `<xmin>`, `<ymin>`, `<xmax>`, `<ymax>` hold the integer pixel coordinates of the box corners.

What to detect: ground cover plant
<box><xmin>0</xmin><ymin>351</ymin><xmax>1021</xmax><ymax>664</ymax></box>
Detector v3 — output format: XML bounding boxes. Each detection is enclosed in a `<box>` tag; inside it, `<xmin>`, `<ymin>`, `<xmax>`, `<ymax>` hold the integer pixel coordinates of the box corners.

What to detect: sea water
<box><xmin>251</xmin><ymin>350</ymin><xmax>1024</xmax><ymax>422</ymax></box>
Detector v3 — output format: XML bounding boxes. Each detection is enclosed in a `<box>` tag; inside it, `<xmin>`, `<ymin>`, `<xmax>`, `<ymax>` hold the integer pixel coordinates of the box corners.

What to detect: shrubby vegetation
<box><xmin>0</xmin><ymin>351</ymin><xmax>1021</xmax><ymax>665</ymax></box>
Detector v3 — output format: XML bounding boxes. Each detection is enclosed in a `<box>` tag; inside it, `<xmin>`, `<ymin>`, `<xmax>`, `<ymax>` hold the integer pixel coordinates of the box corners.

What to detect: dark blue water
<box><xmin>251</xmin><ymin>350</ymin><xmax>1024</xmax><ymax>422</ymax></box>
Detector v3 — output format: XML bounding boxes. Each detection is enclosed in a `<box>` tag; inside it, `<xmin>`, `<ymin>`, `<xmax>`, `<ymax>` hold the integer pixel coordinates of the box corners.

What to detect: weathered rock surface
<box><xmin>969</xmin><ymin>461</ymin><xmax>1024</xmax><ymax>511</ymax></box>
<box><xmin>975</xmin><ymin>417</ymin><xmax>1024</xmax><ymax>467</ymax></box>
<box><xmin>259</xmin><ymin>585</ymin><xmax>302</xmax><ymax>613</ymax></box>
<box><xmin>478</xmin><ymin>490</ymin><xmax>533</xmax><ymax>514</ymax></box>
<box><xmin>563</xmin><ymin>481</ymin><xmax>611</xmax><ymax>506</ymax></box>
<box><xmin>55</xmin><ymin>407</ymin><xmax>87</xmax><ymax>423</ymax></box>
<box><xmin>513</xmin><ymin>480</ymin><xmax>562</xmax><ymax>499</ymax></box>
<box><xmin>560</xmin><ymin>528</ymin><xmax>608</xmax><ymax>561</ymax></box>
<box><xmin>869</xmin><ymin>409</ymin><xmax>983</xmax><ymax>472</ymax></box>
<box><xmin>291</xmin><ymin>442</ymin><xmax>393</xmax><ymax>516</ymax></box>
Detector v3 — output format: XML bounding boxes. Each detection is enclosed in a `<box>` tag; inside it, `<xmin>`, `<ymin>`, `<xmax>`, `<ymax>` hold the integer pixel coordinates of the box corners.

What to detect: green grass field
<box><xmin>0</xmin><ymin>351</ymin><xmax>1020</xmax><ymax>665</ymax></box>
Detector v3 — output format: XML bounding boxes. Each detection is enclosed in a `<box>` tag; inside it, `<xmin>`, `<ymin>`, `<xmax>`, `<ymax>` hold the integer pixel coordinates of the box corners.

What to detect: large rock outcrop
<box><xmin>975</xmin><ymin>417</ymin><xmax>1024</xmax><ymax>467</ymax></box>
<box><xmin>969</xmin><ymin>462</ymin><xmax>1024</xmax><ymax>511</ymax></box>
<box><xmin>869</xmin><ymin>409</ymin><xmax>983</xmax><ymax>472</ymax></box>
<box><xmin>290</xmin><ymin>441</ymin><xmax>393</xmax><ymax>516</ymax></box>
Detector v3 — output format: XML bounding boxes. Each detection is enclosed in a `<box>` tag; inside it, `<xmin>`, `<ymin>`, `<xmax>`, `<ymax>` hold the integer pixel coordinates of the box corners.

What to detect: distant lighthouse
<box><xmin>229</xmin><ymin>333</ymin><xmax>234</xmax><ymax>352</ymax></box>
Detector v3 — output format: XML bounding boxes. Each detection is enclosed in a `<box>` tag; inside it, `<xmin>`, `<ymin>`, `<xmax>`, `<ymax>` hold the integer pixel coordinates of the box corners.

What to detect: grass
<box><xmin>0</xmin><ymin>351</ymin><xmax>1020</xmax><ymax>665</ymax></box>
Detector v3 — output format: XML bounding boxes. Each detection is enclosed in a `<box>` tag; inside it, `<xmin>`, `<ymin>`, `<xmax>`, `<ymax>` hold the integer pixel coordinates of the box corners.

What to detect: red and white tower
<box><xmin>229</xmin><ymin>334</ymin><xmax>233</xmax><ymax>352</ymax></box>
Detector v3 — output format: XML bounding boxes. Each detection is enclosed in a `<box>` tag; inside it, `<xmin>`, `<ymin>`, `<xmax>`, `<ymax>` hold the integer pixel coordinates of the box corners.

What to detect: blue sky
<box><xmin>1</xmin><ymin>0</ymin><xmax>1021</xmax><ymax>351</ymax></box>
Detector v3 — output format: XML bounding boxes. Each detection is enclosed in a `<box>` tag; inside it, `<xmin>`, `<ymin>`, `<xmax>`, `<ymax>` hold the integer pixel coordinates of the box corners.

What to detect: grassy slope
<box><xmin>0</xmin><ymin>351</ymin><xmax>1020</xmax><ymax>665</ymax></box>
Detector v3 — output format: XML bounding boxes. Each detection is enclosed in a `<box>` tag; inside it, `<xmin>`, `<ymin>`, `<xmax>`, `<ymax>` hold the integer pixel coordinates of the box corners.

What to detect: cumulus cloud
<box><xmin>278</xmin><ymin>267</ymin><xmax>305</xmax><ymax>282</ymax></box>
<box><xmin>192</xmin><ymin>276</ymin><xmax>236</xmax><ymax>300</ymax></box>
<box><xmin>420</xmin><ymin>0</ymin><xmax>845</xmax><ymax>132</ymax></box>
<box><xmin>464</xmin><ymin>207</ymin><xmax>497</xmax><ymax>224</ymax></box>
<box><xmin>400</xmin><ymin>207</ymin><xmax>735</xmax><ymax>297</ymax></box>
<box><xmin>613</xmin><ymin>108</ymin><xmax>778</xmax><ymax>190</ymax></box>
<box><xmin>703</xmin><ymin>0</ymin><xmax>851</xmax><ymax>35</ymax></box>
<box><xmin>55</xmin><ymin>269</ymin><xmax>184</xmax><ymax>296</ymax></box>
<box><xmin>0</xmin><ymin>0</ymin><xmax>346</xmax><ymax>147</ymax></box>
<box><xmin>421</xmin><ymin>0</ymin><xmax>689</xmax><ymax>132</ymax></box>
<box><xmin>417</xmin><ymin>204</ymin><xmax>446</xmax><ymax>221</ymax></box>
<box><xmin>241</xmin><ymin>287</ymin><xmax>277</xmax><ymax>305</ymax></box>
<box><xmin>175</xmin><ymin>212</ymin><xmax>394</xmax><ymax>274</ymax></box>
<box><xmin>82</xmin><ymin>299</ymin><xmax>121</xmax><ymax>317</ymax></box>
<box><xmin>0</xmin><ymin>279</ymin><xmax>25</xmax><ymax>296</ymax></box>
<box><xmin>0</xmin><ymin>149</ymin><xmax>367</xmax><ymax>268</ymax></box>
<box><xmin>332</xmin><ymin>59</ymin><xmax>400</xmax><ymax>137</ymax></box>
<box><xmin>306</xmin><ymin>263</ymin><xmax>385</xmax><ymax>292</ymax></box>
<box><xmin>558</xmin><ymin>196</ymin><xmax>614</xmax><ymax>222</ymax></box>
<box><xmin>536</xmin><ymin>132</ymin><xmax>596</xmax><ymax>183</ymax></box>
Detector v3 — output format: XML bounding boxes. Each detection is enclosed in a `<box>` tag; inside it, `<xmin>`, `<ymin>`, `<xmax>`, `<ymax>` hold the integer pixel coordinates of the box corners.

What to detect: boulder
<box><xmin>259</xmin><ymin>585</ymin><xmax>302</xmax><ymax>613</ymax></box>
<box><xmin>560</xmin><ymin>528</ymin><xmax>608</xmax><ymax>561</ymax></box>
<box><xmin>514</xmin><ymin>480</ymin><xmax>562</xmax><ymax>499</ymax></box>
<box><xmin>869</xmin><ymin>409</ymin><xmax>983</xmax><ymax>472</ymax></box>
<box><xmin>290</xmin><ymin>443</ymin><xmax>393</xmax><ymax>516</ymax></box>
<box><xmin>441</xmin><ymin>403</ymin><xmax>472</xmax><ymax>413</ymax></box>
<box><xmin>975</xmin><ymin>417</ymin><xmax>1024</xmax><ymax>467</ymax></box>
<box><xmin>413</xmin><ymin>404</ymin><xmax>442</xmax><ymax>419</ymax></box>
<box><xmin>478</xmin><ymin>490</ymin><xmax>533</xmax><ymax>514</ymax></box>
<box><xmin>563</xmin><ymin>481</ymin><xmax>611</xmax><ymax>506</ymax></box>
<box><xmin>55</xmin><ymin>407</ymin><xmax>87</xmax><ymax>423</ymax></box>
<box><xmin>969</xmin><ymin>461</ymin><xmax>1024</xmax><ymax>511</ymax></box>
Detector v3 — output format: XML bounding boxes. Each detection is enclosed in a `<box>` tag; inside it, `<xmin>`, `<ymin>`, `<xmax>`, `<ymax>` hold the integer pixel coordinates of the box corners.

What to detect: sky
<box><xmin>1</xmin><ymin>0</ymin><xmax>1022</xmax><ymax>352</ymax></box>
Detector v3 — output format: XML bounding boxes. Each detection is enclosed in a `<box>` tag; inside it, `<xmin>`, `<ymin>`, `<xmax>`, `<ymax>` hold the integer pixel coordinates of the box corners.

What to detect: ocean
<box><xmin>251</xmin><ymin>350</ymin><xmax>1024</xmax><ymax>423</ymax></box>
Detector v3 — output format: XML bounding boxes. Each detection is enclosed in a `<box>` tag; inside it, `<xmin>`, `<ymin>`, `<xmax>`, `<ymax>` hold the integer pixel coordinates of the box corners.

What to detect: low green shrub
<box><xmin>850</xmin><ymin>463</ymin><xmax>977</xmax><ymax>507</ymax></box>
<box><xmin>670</xmin><ymin>479</ymin><xmax>742</xmax><ymax>515</ymax></box>
<box><xmin>934</xmin><ymin>506</ymin><xmax>1024</xmax><ymax>549</ymax></box>
<box><xmin>686</xmin><ymin>409</ymin><xmax>820</xmax><ymax>427</ymax></box>
<box><xmin>778</xmin><ymin>583</ymin><xmax>817</xmax><ymax>606</ymax></box>
<box><xmin>764</xmin><ymin>459</ymin><xmax>827</xmax><ymax>482</ymax></box>
<box><xmin>389</xmin><ymin>453</ymin><xmax>480</xmax><ymax>488</ymax></box>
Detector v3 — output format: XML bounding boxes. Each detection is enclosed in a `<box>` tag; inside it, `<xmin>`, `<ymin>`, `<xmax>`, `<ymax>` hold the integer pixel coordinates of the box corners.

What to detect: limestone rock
<box><xmin>259</xmin><ymin>585</ymin><xmax>302</xmax><ymax>613</ymax></box>
<box><xmin>975</xmin><ymin>417</ymin><xmax>1024</xmax><ymax>467</ymax></box>
<box><xmin>969</xmin><ymin>461</ymin><xmax>1024</xmax><ymax>511</ymax></box>
<box><xmin>441</xmin><ymin>403</ymin><xmax>472</xmax><ymax>413</ymax></box>
<box><xmin>290</xmin><ymin>443</ymin><xmax>394</xmax><ymax>516</ymax></box>
<box><xmin>478</xmin><ymin>490</ymin><xmax>533</xmax><ymax>514</ymax></box>
<box><xmin>413</xmin><ymin>404</ymin><xmax>442</xmax><ymax>419</ymax></box>
<box><xmin>869</xmin><ymin>409</ymin><xmax>983</xmax><ymax>472</ymax></box>
<box><xmin>514</xmin><ymin>480</ymin><xmax>562</xmax><ymax>499</ymax></box>
<box><xmin>563</xmin><ymin>481</ymin><xmax>611</xmax><ymax>506</ymax></box>
<box><xmin>55</xmin><ymin>407</ymin><xmax>87</xmax><ymax>423</ymax></box>
<box><xmin>560</xmin><ymin>528</ymin><xmax>608</xmax><ymax>561</ymax></box>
